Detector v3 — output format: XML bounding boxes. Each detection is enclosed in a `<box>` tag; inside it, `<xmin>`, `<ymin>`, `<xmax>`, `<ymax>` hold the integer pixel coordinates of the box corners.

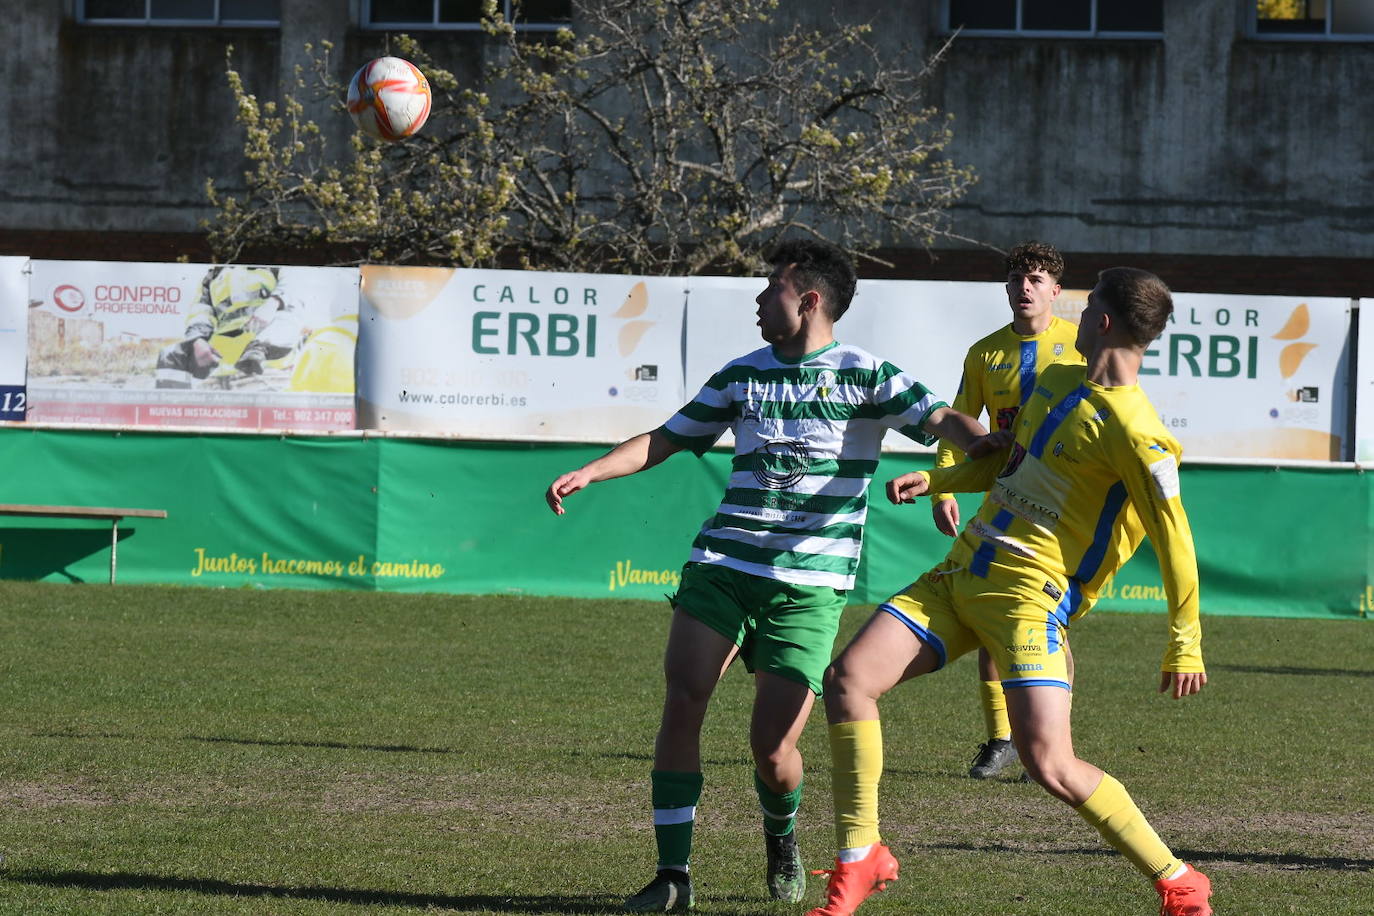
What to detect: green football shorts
<box><xmin>670</xmin><ymin>561</ymin><xmax>847</xmax><ymax>695</ymax></box>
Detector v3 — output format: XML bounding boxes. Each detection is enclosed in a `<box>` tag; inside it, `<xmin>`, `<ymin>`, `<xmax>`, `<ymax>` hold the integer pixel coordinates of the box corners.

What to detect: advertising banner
<box><xmin>685</xmin><ymin>277</ymin><xmax>1011</xmax><ymax>452</ymax></box>
<box><xmin>357</xmin><ymin>266</ymin><xmax>686</xmax><ymax>440</ymax></box>
<box><xmin>1141</xmin><ymin>293</ymin><xmax>1352</xmax><ymax>461</ymax></box>
<box><xmin>24</xmin><ymin>261</ymin><xmax>359</xmax><ymax>431</ymax></box>
<box><xmin>687</xmin><ymin>279</ymin><xmax>1353</xmax><ymax>462</ymax></box>
<box><xmin>0</xmin><ymin>257</ymin><xmax>28</xmax><ymax>421</ymax></box>
<box><xmin>0</xmin><ymin>428</ymin><xmax>1363</xmax><ymax>618</ymax></box>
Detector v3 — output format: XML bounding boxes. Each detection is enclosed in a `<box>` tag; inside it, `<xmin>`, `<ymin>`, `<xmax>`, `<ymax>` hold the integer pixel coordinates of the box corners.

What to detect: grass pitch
<box><xmin>0</xmin><ymin>581</ymin><xmax>1369</xmax><ymax>915</ymax></box>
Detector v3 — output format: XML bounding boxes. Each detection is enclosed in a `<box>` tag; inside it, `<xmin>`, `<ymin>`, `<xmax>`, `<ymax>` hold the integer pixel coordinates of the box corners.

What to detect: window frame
<box><xmin>76</xmin><ymin>0</ymin><xmax>281</xmax><ymax>27</ymax></box>
<box><xmin>361</xmin><ymin>0</ymin><xmax>571</xmax><ymax>33</ymax></box>
<box><xmin>941</xmin><ymin>0</ymin><xmax>1164</xmax><ymax>39</ymax></box>
<box><xmin>1248</xmin><ymin>0</ymin><xmax>1374</xmax><ymax>41</ymax></box>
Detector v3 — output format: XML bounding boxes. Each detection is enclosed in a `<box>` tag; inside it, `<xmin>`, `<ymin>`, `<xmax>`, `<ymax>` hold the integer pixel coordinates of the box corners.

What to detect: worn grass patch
<box><xmin>0</xmin><ymin>582</ymin><xmax>1369</xmax><ymax>914</ymax></box>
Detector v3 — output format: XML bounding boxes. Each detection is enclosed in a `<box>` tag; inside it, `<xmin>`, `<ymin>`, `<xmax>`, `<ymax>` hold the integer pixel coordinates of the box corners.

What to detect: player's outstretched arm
<box><xmin>886</xmin><ymin>472</ymin><xmax>931</xmax><ymax>505</ymax></box>
<box><xmin>1159</xmin><ymin>670</ymin><xmax>1208</xmax><ymax>699</ymax></box>
<box><xmin>921</xmin><ymin>406</ymin><xmax>988</xmax><ymax>454</ymax></box>
<box><xmin>545</xmin><ymin>429</ymin><xmax>683</xmax><ymax>515</ymax></box>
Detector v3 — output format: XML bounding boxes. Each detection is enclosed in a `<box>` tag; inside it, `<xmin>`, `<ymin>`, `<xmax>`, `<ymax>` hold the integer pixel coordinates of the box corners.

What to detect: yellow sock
<box><xmin>1075</xmin><ymin>773</ymin><xmax>1183</xmax><ymax>881</ymax></box>
<box><xmin>829</xmin><ymin>720</ymin><xmax>884</xmax><ymax>850</ymax></box>
<box><xmin>979</xmin><ymin>680</ymin><xmax>1010</xmax><ymax>740</ymax></box>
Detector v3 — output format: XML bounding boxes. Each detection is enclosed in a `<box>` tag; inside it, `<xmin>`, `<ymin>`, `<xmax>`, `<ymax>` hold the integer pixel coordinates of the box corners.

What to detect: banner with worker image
<box><xmin>356</xmin><ymin>266</ymin><xmax>686</xmax><ymax>440</ymax></box>
<box><xmin>24</xmin><ymin>261</ymin><xmax>359</xmax><ymax>430</ymax></box>
<box><xmin>0</xmin><ymin>257</ymin><xmax>28</xmax><ymax>421</ymax></box>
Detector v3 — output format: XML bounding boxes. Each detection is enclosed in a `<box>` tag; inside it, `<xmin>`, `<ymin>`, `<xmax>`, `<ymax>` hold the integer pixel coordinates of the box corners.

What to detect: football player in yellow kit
<box><xmin>931</xmin><ymin>241</ymin><xmax>1085</xmax><ymax>779</ymax></box>
<box><xmin>808</xmin><ymin>267</ymin><xmax>1212</xmax><ymax>916</ymax></box>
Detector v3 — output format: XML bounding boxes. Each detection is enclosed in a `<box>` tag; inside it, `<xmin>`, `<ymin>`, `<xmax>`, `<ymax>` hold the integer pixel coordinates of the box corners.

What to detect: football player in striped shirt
<box><xmin>930</xmin><ymin>241</ymin><xmax>1086</xmax><ymax>780</ymax></box>
<box><xmin>809</xmin><ymin>267</ymin><xmax>1212</xmax><ymax>916</ymax></box>
<box><xmin>545</xmin><ymin>239</ymin><xmax>997</xmax><ymax>912</ymax></box>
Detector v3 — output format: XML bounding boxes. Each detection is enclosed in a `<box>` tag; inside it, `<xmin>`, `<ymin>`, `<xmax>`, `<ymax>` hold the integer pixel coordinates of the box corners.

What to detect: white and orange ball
<box><xmin>346</xmin><ymin>57</ymin><xmax>432</xmax><ymax>141</ymax></box>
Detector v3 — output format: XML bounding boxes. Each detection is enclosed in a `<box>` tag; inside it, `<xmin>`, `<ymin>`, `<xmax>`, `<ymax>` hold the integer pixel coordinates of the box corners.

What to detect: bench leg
<box><xmin>110</xmin><ymin>519</ymin><xmax>119</xmax><ymax>584</ymax></box>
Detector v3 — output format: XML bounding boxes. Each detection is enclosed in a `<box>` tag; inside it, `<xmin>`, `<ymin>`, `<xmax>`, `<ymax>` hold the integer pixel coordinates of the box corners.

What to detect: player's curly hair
<box><xmin>767</xmin><ymin>239</ymin><xmax>858</xmax><ymax>321</ymax></box>
<box><xmin>1095</xmin><ymin>267</ymin><xmax>1174</xmax><ymax>345</ymax></box>
<box><xmin>1005</xmin><ymin>241</ymin><xmax>1065</xmax><ymax>283</ymax></box>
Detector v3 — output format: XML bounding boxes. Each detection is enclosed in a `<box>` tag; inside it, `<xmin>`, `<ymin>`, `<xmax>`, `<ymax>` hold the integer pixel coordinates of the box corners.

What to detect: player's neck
<box><xmin>1011</xmin><ymin>312</ymin><xmax>1053</xmax><ymax>336</ymax></box>
<box><xmin>1084</xmin><ymin>346</ymin><xmax>1142</xmax><ymax>388</ymax></box>
<box><xmin>772</xmin><ymin>326</ymin><xmax>836</xmax><ymax>362</ymax></box>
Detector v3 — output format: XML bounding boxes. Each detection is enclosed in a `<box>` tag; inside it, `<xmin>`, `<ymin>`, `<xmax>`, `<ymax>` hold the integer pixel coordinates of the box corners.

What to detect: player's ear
<box><xmin>799</xmin><ymin>289</ymin><xmax>821</xmax><ymax>314</ymax></box>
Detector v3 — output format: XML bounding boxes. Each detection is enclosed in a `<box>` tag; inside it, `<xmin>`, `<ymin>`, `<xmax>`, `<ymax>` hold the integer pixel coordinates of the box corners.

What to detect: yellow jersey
<box><xmin>922</xmin><ymin>362</ymin><xmax>1204</xmax><ymax>673</ymax></box>
<box><xmin>933</xmin><ymin>316</ymin><xmax>1084</xmax><ymax>503</ymax></box>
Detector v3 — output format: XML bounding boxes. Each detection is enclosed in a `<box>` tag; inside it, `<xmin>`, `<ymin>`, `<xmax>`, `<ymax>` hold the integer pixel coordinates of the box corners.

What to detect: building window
<box><xmin>946</xmin><ymin>0</ymin><xmax>1163</xmax><ymax>36</ymax></box>
<box><xmin>363</xmin><ymin>0</ymin><xmax>572</xmax><ymax>31</ymax></box>
<box><xmin>79</xmin><ymin>0</ymin><xmax>281</xmax><ymax>25</ymax></box>
<box><xmin>1255</xmin><ymin>0</ymin><xmax>1374</xmax><ymax>39</ymax></box>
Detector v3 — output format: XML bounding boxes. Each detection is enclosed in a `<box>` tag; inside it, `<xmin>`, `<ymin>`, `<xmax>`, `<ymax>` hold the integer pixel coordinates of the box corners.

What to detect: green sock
<box><xmin>651</xmin><ymin>770</ymin><xmax>703</xmax><ymax>871</ymax></box>
<box><xmin>754</xmin><ymin>770</ymin><xmax>802</xmax><ymax>836</ymax></box>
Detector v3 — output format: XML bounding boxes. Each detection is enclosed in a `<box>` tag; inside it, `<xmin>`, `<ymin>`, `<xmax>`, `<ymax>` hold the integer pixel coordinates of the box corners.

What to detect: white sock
<box><xmin>837</xmin><ymin>844</ymin><xmax>873</xmax><ymax>864</ymax></box>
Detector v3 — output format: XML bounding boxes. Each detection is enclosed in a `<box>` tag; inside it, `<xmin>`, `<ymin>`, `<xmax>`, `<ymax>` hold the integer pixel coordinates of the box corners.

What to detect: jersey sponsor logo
<box><xmin>992</xmin><ymin>452</ymin><xmax>1070</xmax><ymax>530</ymax></box>
<box><xmin>1042</xmin><ymin>580</ymin><xmax>1063</xmax><ymax>600</ymax></box>
<box><xmin>1035</xmin><ymin>385</ymin><xmax>1054</xmax><ymax>399</ymax></box>
<box><xmin>1011</xmin><ymin>663</ymin><xmax>1044</xmax><ymax>672</ymax></box>
<box><xmin>751</xmin><ymin>438</ymin><xmax>811</xmax><ymax>489</ymax></box>
<box><xmin>998</xmin><ymin>442</ymin><xmax>1028</xmax><ymax>477</ymax></box>
<box><xmin>1148</xmin><ymin>453</ymin><xmax>1181</xmax><ymax>500</ymax></box>
<box><xmin>1052</xmin><ymin>441</ymin><xmax>1064</xmax><ymax>456</ymax></box>
<box><xmin>967</xmin><ymin>518</ymin><xmax>1037</xmax><ymax>559</ymax></box>
<box><xmin>990</xmin><ymin>362</ymin><xmax>1014</xmax><ymax>371</ymax></box>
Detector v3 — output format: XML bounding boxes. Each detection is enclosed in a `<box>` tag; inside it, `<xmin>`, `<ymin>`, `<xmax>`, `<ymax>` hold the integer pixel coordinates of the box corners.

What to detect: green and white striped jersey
<box><xmin>659</xmin><ymin>341</ymin><xmax>947</xmax><ymax>590</ymax></box>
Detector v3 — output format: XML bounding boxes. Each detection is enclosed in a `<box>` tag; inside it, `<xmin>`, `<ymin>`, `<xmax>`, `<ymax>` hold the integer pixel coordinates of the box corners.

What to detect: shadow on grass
<box><xmin>1211</xmin><ymin>663</ymin><xmax>1374</xmax><ymax>679</ymax></box>
<box><xmin>31</xmin><ymin>732</ymin><xmax>455</xmax><ymax>755</ymax></box>
<box><xmin>927</xmin><ymin>842</ymin><xmax>1373</xmax><ymax>872</ymax></box>
<box><xmin>185</xmin><ymin>735</ymin><xmax>455</xmax><ymax>754</ymax></box>
<box><xmin>2</xmin><ymin>869</ymin><xmax>624</xmax><ymax>912</ymax></box>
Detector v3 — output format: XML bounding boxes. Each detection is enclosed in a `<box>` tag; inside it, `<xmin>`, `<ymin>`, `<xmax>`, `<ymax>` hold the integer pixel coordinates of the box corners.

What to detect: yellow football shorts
<box><xmin>878</xmin><ymin>559</ymin><xmax>1079</xmax><ymax>690</ymax></box>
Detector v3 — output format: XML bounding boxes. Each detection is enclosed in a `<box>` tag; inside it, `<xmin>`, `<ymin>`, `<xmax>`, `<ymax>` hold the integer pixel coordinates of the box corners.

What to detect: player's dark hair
<box><xmin>1005</xmin><ymin>241</ymin><xmax>1065</xmax><ymax>283</ymax></box>
<box><xmin>767</xmin><ymin>239</ymin><xmax>858</xmax><ymax>321</ymax></box>
<box><xmin>1095</xmin><ymin>267</ymin><xmax>1173</xmax><ymax>345</ymax></box>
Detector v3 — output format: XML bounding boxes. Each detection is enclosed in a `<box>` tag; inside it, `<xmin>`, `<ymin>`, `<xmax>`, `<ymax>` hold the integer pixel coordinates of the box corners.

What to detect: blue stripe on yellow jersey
<box><xmin>933</xmin><ymin>316</ymin><xmax>1083</xmax><ymax>502</ymax></box>
<box><xmin>921</xmin><ymin>362</ymin><xmax>1203</xmax><ymax>673</ymax></box>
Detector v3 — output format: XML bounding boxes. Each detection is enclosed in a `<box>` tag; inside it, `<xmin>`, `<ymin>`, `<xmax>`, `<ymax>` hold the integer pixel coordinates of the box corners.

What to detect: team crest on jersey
<box><xmin>815</xmin><ymin>369</ymin><xmax>837</xmax><ymax>399</ymax></box>
<box><xmin>1053</xmin><ymin>343</ymin><xmax>1065</xmax><ymax>356</ymax></box>
<box><xmin>752</xmin><ymin>438</ymin><xmax>811</xmax><ymax>489</ymax></box>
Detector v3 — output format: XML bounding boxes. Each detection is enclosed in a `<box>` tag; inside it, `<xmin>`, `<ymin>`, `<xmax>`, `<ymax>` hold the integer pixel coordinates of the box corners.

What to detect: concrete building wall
<box><xmin>1</xmin><ymin>1</ymin><xmax>1370</xmax><ymax>287</ymax></box>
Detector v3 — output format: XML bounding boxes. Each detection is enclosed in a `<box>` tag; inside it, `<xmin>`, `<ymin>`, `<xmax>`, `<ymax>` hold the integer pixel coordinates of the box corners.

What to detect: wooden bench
<box><xmin>0</xmin><ymin>504</ymin><xmax>168</xmax><ymax>584</ymax></box>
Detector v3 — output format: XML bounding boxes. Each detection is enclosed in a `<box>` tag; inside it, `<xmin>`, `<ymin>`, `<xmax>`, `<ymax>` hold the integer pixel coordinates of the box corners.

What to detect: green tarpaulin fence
<box><xmin>0</xmin><ymin>428</ymin><xmax>1366</xmax><ymax>619</ymax></box>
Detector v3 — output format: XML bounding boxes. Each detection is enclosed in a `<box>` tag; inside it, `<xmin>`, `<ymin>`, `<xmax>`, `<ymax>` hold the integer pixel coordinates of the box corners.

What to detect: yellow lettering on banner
<box><xmin>1359</xmin><ymin>586</ymin><xmax>1373</xmax><ymax>618</ymax></box>
<box><xmin>188</xmin><ymin>550</ymin><xmax>443</xmax><ymax>580</ymax></box>
<box><xmin>1119</xmin><ymin>584</ymin><xmax>1166</xmax><ymax>601</ymax></box>
<box><xmin>191</xmin><ymin>547</ymin><xmax>258</xmax><ymax>575</ymax></box>
<box><xmin>607</xmin><ymin>559</ymin><xmax>682</xmax><ymax>592</ymax></box>
<box><xmin>371</xmin><ymin>559</ymin><xmax>445</xmax><ymax>579</ymax></box>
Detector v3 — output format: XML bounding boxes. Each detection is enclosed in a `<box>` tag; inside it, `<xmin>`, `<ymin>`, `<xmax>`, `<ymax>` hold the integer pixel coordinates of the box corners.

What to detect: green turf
<box><xmin>0</xmin><ymin>581</ymin><xmax>1369</xmax><ymax>914</ymax></box>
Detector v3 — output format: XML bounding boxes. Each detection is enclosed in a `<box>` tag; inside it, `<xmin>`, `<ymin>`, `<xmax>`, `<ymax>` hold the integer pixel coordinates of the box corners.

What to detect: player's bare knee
<box><xmin>749</xmin><ymin>737</ymin><xmax>796</xmax><ymax>775</ymax></box>
<box><xmin>662</xmin><ymin>677</ymin><xmax>713</xmax><ymax>718</ymax></box>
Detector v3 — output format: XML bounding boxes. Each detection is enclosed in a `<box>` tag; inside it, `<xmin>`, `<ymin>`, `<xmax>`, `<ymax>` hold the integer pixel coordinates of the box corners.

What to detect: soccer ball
<box><xmin>346</xmin><ymin>57</ymin><xmax>432</xmax><ymax>141</ymax></box>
